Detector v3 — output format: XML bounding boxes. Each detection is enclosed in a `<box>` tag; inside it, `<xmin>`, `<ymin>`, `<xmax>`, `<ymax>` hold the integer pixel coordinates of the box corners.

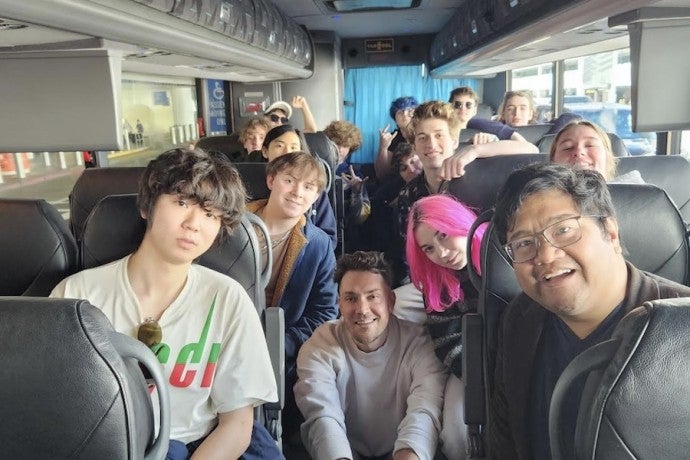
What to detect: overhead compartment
<box><xmin>0</xmin><ymin>0</ymin><xmax>314</xmax><ymax>81</ymax></box>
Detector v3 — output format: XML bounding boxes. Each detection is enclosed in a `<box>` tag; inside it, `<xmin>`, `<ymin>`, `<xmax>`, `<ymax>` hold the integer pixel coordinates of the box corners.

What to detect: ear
<box><xmin>387</xmin><ymin>289</ymin><xmax>396</xmax><ymax>313</ymax></box>
<box><xmin>603</xmin><ymin>217</ymin><xmax>622</xmax><ymax>250</ymax></box>
<box><xmin>262</xmin><ymin>147</ymin><xmax>269</xmax><ymax>160</ymax></box>
<box><xmin>266</xmin><ymin>174</ymin><xmax>275</xmax><ymax>190</ymax></box>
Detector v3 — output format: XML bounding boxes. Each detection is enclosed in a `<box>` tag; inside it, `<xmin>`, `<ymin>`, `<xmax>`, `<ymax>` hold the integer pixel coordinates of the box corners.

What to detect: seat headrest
<box><xmin>475</xmin><ymin>104</ymin><xmax>494</xmax><ymax>120</ymax></box>
<box><xmin>513</xmin><ymin>124</ymin><xmax>554</xmax><ymax>144</ymax></box>
<box><xmin>305</xmin><ymin>131</ymin><xmax>338</xmax><ymax>173</ymax></box>
<box><xmin>234</xmin><ymin>162</ymin><xmax>270</xmax><ymax>200</ymax></box>
<box><xmin>0</xmin><ymin>296</ymin><xmax>167</xmax><ymax>459</ymax></box>
<box><xmin>609</xmin><ymin>183</ymin><xmax>688</xmax><ymax>285</ymax></box>
<box><xmin>195</xmin><ymin>133</ymin><xmax>245</xmax><ymax>161</ymax></box>
<box><xmin>0</xmin><ymin>199</ymin><xmax>78</xmax><ymax>296</ymax></box>
<box><xmin>617</xmin><ymin>155</ymin><xmax>690</xmax><ymax>223</ymax></box>
<box><xmin>567</xmin><ymin>298</ymin><xmax>690</xmax><ymax>458</ymax></box>
<box><xmin>69</xmin><ymin>167</ymin><xmax>144</xmax><ymax>242</ymax></box>
<box><xmin>447</xmin><ymin>153</ymin><xmax>547</xmax><ymax>213</ymax></box>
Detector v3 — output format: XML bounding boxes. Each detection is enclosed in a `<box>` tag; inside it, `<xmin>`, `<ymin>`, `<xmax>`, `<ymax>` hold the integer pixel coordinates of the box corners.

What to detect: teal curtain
<box><xmin>344</xmin><ymin>65</ymin><xmax>478</xmax><ymax>163</ymax></box>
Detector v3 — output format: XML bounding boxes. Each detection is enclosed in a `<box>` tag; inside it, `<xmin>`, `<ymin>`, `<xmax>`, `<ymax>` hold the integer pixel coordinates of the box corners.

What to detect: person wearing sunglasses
<box><xmin>488</xmin><ymin>163</ymin><xmax>690</xmax><ymax>460</ymax></box>
<box><xmin>51</xmin><ymin>148</ymin><xmax>280</xmax><ymax>459</ymax></box>
<box><xmin>264</xmin><ymin>95</ymin><xmax>317</xmax><ymax>133</ymax></box>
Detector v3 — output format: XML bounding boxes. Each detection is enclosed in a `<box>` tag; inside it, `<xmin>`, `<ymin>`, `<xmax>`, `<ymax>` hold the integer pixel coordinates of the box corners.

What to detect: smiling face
<box><xmin>551</xmin><ymin>125</ymin><xmax>610</xmax><ymax>178</ymax></box>
<box><xmin>414</xmin><ymin>222</ymin><xmax>468</xmax><ymax>270</ymax></box>
<box><xmin>507</xmin><ymin>189</ymin><xmax>627</xmax><ymax>328</ymax></box>
<box><xmin>265</xmin><ymin>109</ymin><xmax>289</xmax><ymax>129</ymax></box>
<box><xmin>395</xmin><ymin>107</ymin><xmax>414</xmax><ymax>130</ymax></box>
<box><xmin>262</xmin><ymin>130</ymin><xmax>301</xmax><ymax>162</ymax></box>
<box><xmin>339</xmin><ymin>270</ymin><xmax>396</xmax><ymax>352</ymax></box>
<box><xmin>266</xmin><ymin>167</ymin><xmax>321</xmax><ymax>219</ymax></box>
<box><xmin>143</xmin><ymin>193</ymin><xmax>221</xmax><ymax>265</ymax></box>
<box><xmin>413</xmin><ymin>118</ymin><xmax>459</xmax><ymax>173</ymax></box>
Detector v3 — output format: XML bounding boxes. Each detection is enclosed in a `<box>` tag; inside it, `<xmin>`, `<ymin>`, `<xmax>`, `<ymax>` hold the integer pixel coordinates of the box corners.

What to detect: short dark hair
<box><xmin>334</xmin><ymin>251</ymin><xmax>393</xmax><ymax>287</ymax></box>
<box><xmin>390</xmin><ymin>142</ymin><xmax>414</xmax><ymax>174</ymax></box>
<box><xmin>262</xmin><ymin>124</ymin><xmax>308</xmax><ymax>152</ymax></box>
<box><xmin>493</xmin><ymin>163</ymin><xmax>616</xmax><ymax>244</ymax></box>
<box><xmin>138</xmin><ymin>148</ymin><xmax>246</xmax><ymax>238</ymax></box>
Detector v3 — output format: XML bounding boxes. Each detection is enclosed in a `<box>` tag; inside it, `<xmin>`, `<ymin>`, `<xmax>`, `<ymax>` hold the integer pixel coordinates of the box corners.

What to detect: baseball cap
<box><xmin>264</xmin><ymin>101</ymin><xmax>293</xmax><ymax>120</ymax></box>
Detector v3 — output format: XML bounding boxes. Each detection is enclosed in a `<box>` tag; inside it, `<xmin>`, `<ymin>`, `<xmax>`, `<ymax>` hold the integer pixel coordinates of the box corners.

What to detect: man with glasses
<box><xmin>487</xmin><ymin>163</ymin><xmax>690</xmax><ymax>460</ymax></box>
<box><xmin>264</xmin><ymin>95</ymin><xmax>317</xmax><ymax>133</ymax></box>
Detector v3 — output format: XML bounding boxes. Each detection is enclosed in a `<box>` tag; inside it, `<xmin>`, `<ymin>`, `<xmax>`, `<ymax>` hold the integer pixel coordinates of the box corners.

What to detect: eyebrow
<box><xmin>341</xmin><ymin>288</ymin><xmax>383</xmax><ymax>296</ymax></box>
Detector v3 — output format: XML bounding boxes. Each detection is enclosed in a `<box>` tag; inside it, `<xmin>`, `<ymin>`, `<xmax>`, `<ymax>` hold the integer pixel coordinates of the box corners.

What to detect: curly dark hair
<box><xmin>323</xmin><ymin>120</ymin><xmax>362</xmax><ymax>152</ymax></box>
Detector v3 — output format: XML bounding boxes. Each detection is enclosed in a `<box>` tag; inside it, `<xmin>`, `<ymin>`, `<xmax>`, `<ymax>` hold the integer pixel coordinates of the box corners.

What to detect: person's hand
<box><xmin>471</xmin><ymin>132</ymin><xmax>499</xmax><ymax>145</ymax></box>
<box><xmin>291</xmin><ymin>95</ymin><xmax>309</xmax><ymax>109</ymax></box>
<box><xmin>379</xmin><ymin>124</ymin><xmax>397</xmax><ymax>151</ymax></box>
<box><xmin>440</xmin><ymin>145</ymin><xmax>479</xmax><ymax>180</ymax></box>
<box><xmin>341</xmin><ymin>165</ymin><xmax>368</xmax><ymax>193</ymax></box>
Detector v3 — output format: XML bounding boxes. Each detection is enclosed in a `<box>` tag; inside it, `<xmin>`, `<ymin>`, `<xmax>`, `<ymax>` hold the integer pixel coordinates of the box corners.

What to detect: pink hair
<box><xmin>406</xmin><ymin>194</ymin><xmax>485</xmax><ymax>313</ymax></box>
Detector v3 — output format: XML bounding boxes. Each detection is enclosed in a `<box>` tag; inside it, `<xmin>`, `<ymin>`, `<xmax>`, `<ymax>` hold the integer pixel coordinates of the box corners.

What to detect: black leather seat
<box><xmin>550</xmin><ymin>297</ymin><xmax>690</xmax><ymax>459</ymax></box>
<box><xmin>447</xmin><ymin>153</ymin><xmax>546</xmax><ymax>213</ymax></box>
<box><xmin>195</xmin><ymin>133</ymin><xmax>245</xmax><ymax>161</ymax></box>
<box><xmin>80</xmin><ymin>193</ymin><xmax>284</xmax><ymax>441</ymax></box>
<box><xmin>0</xmin><ymin>199</ymin><xmax>78</xmax><ymax>296</ymax></box>
<box><xmin>69</xmin><ymin>166</ymin><xmax>144</xmax><ymax>243</ymax></box>
<box><xmin>514</xmin><ymin>123</ymin><xmax>554</xmax><ymax>144</ymax></box>
<box><xmin>618</xmin><ymin>155</ymin><xmax>690</xmax><ymax>223</ymax></box>
<box><xmin>0</xmin><ymin>296</ymin><xmax>170</xmax><ymax>459</ymax></box>
<box><xmin>457</xmin><ymin>182</ymin><xmax>689</xmax><ymax>457</ymax></box>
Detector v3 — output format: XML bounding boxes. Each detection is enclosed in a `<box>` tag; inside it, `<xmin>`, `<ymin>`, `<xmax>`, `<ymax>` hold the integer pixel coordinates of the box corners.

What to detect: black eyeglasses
<box><xmin>453</xmin><ymin>100</ymin><xmax>475</xmax><ymax>110</ymax></box>
<box><xmin>138</xmin><ymin>317</ymin><xmax>162</xmax><ymax>348</ymax></box>
<box><xmin>269</xmin><ymin>113</ymin><xmax>289</xmax><ymax>124</ymax></box>
<box><xmin>504</xmin><ymin>215</ymin><xmax>604</xmax><ymax>264</ymax></box>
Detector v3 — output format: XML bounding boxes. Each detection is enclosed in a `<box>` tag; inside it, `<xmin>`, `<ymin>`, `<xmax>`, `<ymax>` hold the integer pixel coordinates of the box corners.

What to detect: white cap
<box><xmin>264</xmin><ymin>101</ymin><xmax>293</xmax><ymax>120</ymax></box>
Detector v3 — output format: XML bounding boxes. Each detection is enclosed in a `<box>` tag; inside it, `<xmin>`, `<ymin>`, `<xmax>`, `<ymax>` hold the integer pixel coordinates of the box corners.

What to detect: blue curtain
<box><xmin>344</xmin><ymin>65</ymin><xmax>478</xmax><ymax>163</ymax></box>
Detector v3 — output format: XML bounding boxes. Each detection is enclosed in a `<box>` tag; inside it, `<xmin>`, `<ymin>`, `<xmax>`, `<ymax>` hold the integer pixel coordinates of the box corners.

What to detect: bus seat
<box><xmin>0</xmin><ymin>296</ymin><xmax>170</xmax><ymax>460</ymax></box>
<box><xmin>195</xmin><ymin>133</ymin><xmax>246</xmax><ymax>161</ymax></box>
<box><xmin>618</xmin><ymin>155</ymin><xmax>690</xmax><ymax>224</ymax></box>
<box><xmin>459</xmin><ymin>128</ymin><xmax>482</xmax><ymax>143</ymax></box>
<box><xmin>514</xmin><ymin>124</ymin><xmax>554</xmax><ymax>144</ymax></box>
<box><xmin>476</xmin><ymin>103</ymin><xmax>494</xmax><ymax>120</ymax></box>
<box><xmin>460</xmin><ymin>182</ymin><xmax>689</xmax><ymax>457</ymax></box>
<box><xmin>304</xmin><ymin>131</ymin><xmax>338</xmax><ymax>174</ymax></box>
<box><xmin>80</xmin><ymin>193</ymin><xmax>284</xmax><ymax>442</ymax></box>
<box><xmin>538</xmin><ymin>132</ymin><xmax>630</xmax><ymax>157</ymax></box>
<box><xmin>69</xmin><ymin>166</ymin><xmax>144</xmax><ymax>243</ymax></box>
<box><xmin>447</xmin><ymin>153</ymin><xmax>547</xmax><ymax>213</ymax></box>
<box><xmin>550</xmin><ymin>297</ymin><xmax>690</xmax><ymax>460</ymax></box>
<box><xmin>0</xmin><ymin>199</ymin><xmax>78</xmax><ymax>296</ymax></box>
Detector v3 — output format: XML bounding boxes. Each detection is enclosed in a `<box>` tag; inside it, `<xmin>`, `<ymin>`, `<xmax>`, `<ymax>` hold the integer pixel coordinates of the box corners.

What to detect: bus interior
<box><xmin>2</xmin><ymin>0</ymin><xmax>690</xmax><ymax>457</ymax></box>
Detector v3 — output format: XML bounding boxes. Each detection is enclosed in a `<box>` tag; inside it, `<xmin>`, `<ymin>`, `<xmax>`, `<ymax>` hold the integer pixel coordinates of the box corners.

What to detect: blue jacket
<box><xmin>312</xmin><ymin>192</ymin><xmax>337</xmax><ymax>248</ymax></box>
<box><xmin>247</xmin><ymin>200</ymin><xmax>339</xmax><ymax>373</ymax></box>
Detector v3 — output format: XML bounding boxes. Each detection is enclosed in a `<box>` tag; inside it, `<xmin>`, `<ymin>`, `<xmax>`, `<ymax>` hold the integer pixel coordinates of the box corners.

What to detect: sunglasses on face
<box><xmin>453</xmin><ymin>100</ymin><xmax>475</xmax><ymax>110</ymax></box>
<box><xmin>269</xmin><ymin>113</ymin><xmax>289</xmax><ymax>124</ymax></box>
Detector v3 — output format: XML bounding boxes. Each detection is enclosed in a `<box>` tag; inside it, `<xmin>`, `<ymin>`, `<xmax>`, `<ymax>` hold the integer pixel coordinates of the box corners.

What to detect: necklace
<box><xmin>259</xmin><ymin>228</ymin><xmax>291</xmax><ymax>252</ymax></box>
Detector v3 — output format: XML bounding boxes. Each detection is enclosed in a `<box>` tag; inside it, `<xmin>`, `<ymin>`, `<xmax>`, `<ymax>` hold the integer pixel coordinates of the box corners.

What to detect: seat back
<box><xmin>476</xmin><ymin>104</ymin><xmax>494</xmax><ymax>120</ymax></box>
<box><xmin>617</xmin><ymin>155</ymin><xmax>690</xmax><ymax>223</ymax></box>
<box><xmin>550</xmin><ymin>298</ymin><xmax>690</xmax><ymax>459</ymax></box>
<box><xmin>447</xmin><ymin>153</ymin><xmax>546</xmax><ymax>213</ymax></box>
<box><xmin>458</xmin><ymin>182</ymin><xmax>689</xmax><ymax>456</ymax></box>
<box><xmin>69</xmin><ymin>167</ymin><xmax>144</xmax><ymax>243</ymax></box>
<box><xmin>0</xmin><ymin>296</ymin><xmax>169</xmax><ymax>460</ymax></box>
<box><xmin>0</xmin><ymin>199</ymin><xmax>78</xmax><ymax>296</ymax></box>
<box><xmin>195</xmin><ymin>133</ymin><xmax>245</xmax><ymax>161</ymax></box>
<box><xmin>304</xmin><ymin>131</ymin><xmax>338</xmax><ymax>175</ymax></box>
<box><xmin>514</xmin><ymin>123</ymin><xmax>554</xmax><ymax>144</ymax></box>
<box><xmin>538</xmin><ymin>132</ymin><xmax>630</xmax><ymax>157</ymax></box>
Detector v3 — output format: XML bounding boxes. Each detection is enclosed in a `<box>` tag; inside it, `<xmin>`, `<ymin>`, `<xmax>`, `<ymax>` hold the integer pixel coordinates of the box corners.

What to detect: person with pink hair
<box><xmin>406</xmin><ymin>194</ymin><xmax>485</xmax><ymax>459</ymax></box>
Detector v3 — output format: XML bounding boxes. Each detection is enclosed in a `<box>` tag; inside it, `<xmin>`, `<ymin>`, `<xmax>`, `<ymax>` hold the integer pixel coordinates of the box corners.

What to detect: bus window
<box><xmin>511</xmin><ymin>63</ymin><xmax>554</xmax><ymax>123</ymax></box>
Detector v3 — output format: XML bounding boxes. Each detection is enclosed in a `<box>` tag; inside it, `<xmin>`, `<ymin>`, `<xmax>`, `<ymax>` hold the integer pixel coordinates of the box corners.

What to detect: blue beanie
<box><xmin>389</xmin><ymin>96</ymin><xmax>419</xmax><ymax>120</ymax></box>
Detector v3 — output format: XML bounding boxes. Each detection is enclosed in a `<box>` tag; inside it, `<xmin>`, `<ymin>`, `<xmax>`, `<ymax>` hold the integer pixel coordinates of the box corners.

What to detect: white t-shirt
<box><xmin>51</xmin><ymin>255</ymin><xmax>277</xmax><ymax>443</ymax></box>
<box><xmin>295</xmin><ymin>316</ymin><xmax>447</xmax><ymax>460</ymax></box>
